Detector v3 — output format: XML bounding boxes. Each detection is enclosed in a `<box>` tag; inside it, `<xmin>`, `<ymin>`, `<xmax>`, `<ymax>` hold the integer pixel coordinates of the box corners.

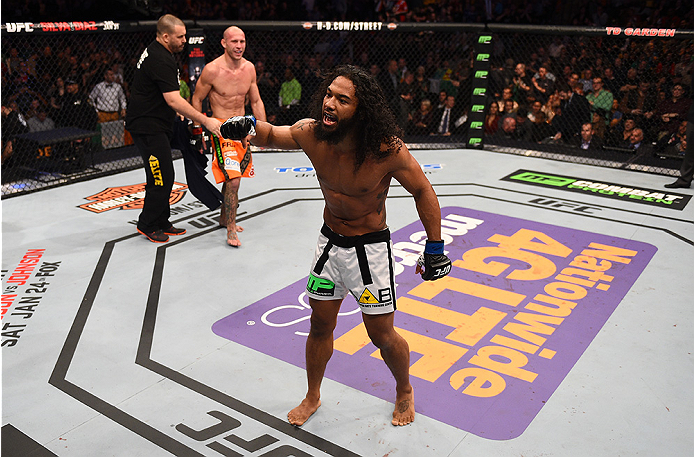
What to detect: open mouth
<box><xmin>323</xmin><ymin>111</ymin><xmax>337</xmax><ymax>126</ymax></box>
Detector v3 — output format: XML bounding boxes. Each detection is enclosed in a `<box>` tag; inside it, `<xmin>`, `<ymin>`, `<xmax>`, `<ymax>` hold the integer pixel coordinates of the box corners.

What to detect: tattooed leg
<box><xmin>222</xmin><ymin>178</ymin><xmax>243</xmax><ymax>247</ymax></box>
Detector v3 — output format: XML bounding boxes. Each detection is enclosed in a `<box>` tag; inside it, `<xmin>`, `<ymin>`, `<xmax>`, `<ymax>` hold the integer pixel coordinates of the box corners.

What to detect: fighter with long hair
<box><xmin>220</xmin><ymin>64</ymin><xmax>451</xmax><ymax>427</ymax></box>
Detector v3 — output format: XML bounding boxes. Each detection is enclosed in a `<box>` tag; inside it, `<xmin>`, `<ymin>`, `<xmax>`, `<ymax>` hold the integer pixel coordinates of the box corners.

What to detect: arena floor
<box><xmin>2</xmin><ymin>147</ymin><xmax>692</xmax><ymax>456</ymax></box>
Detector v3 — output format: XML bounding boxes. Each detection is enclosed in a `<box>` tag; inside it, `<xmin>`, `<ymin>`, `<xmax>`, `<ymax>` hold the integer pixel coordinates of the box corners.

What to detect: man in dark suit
<box><xmin>378</xmin><ymin>59</ymin><xmax>400</xmax><ymax>118</ymax></box>
<box><xmin>570</xmin><ymin>122</ymin><xmax>604</xmax><ymax>150</ymax></box>
<box><xmin>430</xmin><ymin>94</ymin><xmax>466</xmax><ymax>136</ymax></box>
<box><xmin>552</xmin><ymin>83</ymin><xmax>592</xmax><ymax>143</ymax></box>
<box><xmin>665</xmin><ymin>77</ymin><xmax>694</xmax><ymax>189</ymax></box>
<box><xmin>626</xmin><ymin>128</ymin><xmax>653</xmax><ymax>156</ymax></box>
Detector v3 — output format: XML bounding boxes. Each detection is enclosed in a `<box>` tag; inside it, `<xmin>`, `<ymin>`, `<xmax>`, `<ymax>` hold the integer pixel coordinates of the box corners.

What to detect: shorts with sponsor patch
<box><xmin>210</xmin><ymin>120</ymin><xmax>255</xmax><ymax>183</ymax></box>
<box><xmin>306</xmin><ymin>223</ymin><xmax>396</xmax><ymax>315</ymax></box>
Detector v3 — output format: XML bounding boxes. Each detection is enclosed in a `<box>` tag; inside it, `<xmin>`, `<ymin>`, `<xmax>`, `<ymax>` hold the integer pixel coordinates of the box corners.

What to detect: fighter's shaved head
<box><xmin>223</xmin><ymin>26</ymin><xmax>245</xmax><ymax>40</ymax></box>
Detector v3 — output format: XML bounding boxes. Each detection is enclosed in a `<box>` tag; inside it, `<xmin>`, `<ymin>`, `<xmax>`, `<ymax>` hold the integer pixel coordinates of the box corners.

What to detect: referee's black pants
<box><xmin>132</xmin><ymin>132</ymin><xmax>175</xmax><ymax>233</ymax></box>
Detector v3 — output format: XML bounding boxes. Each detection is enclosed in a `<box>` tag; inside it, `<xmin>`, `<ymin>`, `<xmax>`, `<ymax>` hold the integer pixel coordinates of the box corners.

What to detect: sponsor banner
<box><xmin>468</xmin><ymin>33</ymin><xmax>492</xmax><ymax>148</ymax></box>
<box><xmin>313</xmin><ymin>21</ymin><xmax>385</xmax><ymax>31</ymax></box>
<box><xmin>212</xmin><ymin>207</ymin><xmax>656</xmax><ymax>439</ymax></box>
<box><xmin>502</xmin><ymin>169</ymin><xmax>691</xmax><ymax>210</ymax></box>
<box><xmin>2</xmin><ymin>21</ymin><xmax>124</xmax><ymax>33</ymax></box>
<box><xmin>2</xmin><ymin>249</ymin><xmax>61</xmax><ymax>347</ymax></box>
<box><xmin>273</xmin><ymin>163</ymin><xmax>443</xmax><ymax>177</ymax></box>
<box><xmin>605</xmin><ymin>27</ymin><xmax>676</xmax><ymax>37</ymax></box>
<box><xmin>187</xmin><ymin>29</ymin><xmax>206</xmax><ymax>94</ymax></box>
<box><xmin>78</xmin><ymin>182</ymin><xmax>188</xmax><ymax>213</ymax></box>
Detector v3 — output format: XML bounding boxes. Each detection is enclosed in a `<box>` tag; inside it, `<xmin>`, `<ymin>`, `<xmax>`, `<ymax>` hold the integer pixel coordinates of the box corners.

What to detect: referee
<box><xmin>125</xmin><ymin>14</ymin><xmax>222</xmax><ymax>243</ymax></box>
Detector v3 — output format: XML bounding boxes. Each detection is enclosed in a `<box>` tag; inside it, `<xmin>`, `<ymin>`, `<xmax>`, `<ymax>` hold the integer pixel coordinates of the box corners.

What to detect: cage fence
<box><xmin>2</xmin><ymin>20</ymin><xmax>692</xmax><ymax>197</ymax></box>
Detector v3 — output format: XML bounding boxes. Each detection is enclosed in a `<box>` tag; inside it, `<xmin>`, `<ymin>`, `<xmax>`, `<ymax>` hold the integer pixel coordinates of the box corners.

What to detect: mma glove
<box><xmin>189</xmin><ymin>120</ymin><xmax>205</xmax><ymax>153</ymax></box>
<box><xmin>417</xmin><ymin>240</ymin><xmax>452</xmax><ymax>281</ymax></box>
<box><xmin>220</xmin><ymin>115</ymin><xmax>256</xmax><ymax>140</ymax></box>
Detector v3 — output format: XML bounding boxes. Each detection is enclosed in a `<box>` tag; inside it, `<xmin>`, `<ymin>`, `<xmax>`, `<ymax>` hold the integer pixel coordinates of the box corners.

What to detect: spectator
<box><xmin>657</xmin><ymin>120</ymin><xmax>688</xmax><ymax>156</ymax></box>
<box><xmin>413</xmin><ymin>65</ymin><xmax>430</xmax><ymax>104</ymax></box>
<box><xmin>586</xmin><ymin>76</ymin><xmax>613</xmax><ymax>117</ymax></box>
<box><xmin>299</xmin><ymin>56</ymin><xmax>321</xmax><ymax>106</ymax></box>
<box><xmin>608</xmin><ymin>116</ymin><xmax>637</xmax><ymax>148</ymax></box>
<box><xmin>484</xmin><ymin>101</ymin><xmax>501</xmax><ymax>136</ymax></box>
<box><xmin>551</xmin><ymin>82</ymin><xmax>591</xmax><ymax>143</ymax></box>
<box><xmin>603</xmin><ymin>67</ymin><xmax>620</xmax><ymax>96</ymax></box>
<box><xmin>548</xmin><ymin>37</ymin><xmax>565</xmax><ymax>59</ymax></box>
<box><xmin>512</xmin><ymin>63</ymin><xmax>533</xmax><ymax>105</ymax></box>
<box><xmin>493</xmin><ymin>116</ymin><xmax>518</xmax><ymax>141</ymax></box>
<box><xmin>369</xmin><ymin>63</ymin><xmax>381</xmax><ymax>79</ymax></box>
<box><xmin>434</xmin><ymin>90</ymin><xmax>448</xmax><ymax>110</ymax></box>
<box><xmin>378</xmin><ymin>59</ymin><xmax>400</xmax><ymax>116</ymax></box>
<box><xmin>513</xmin><ymin>107</ymin><xmax>531</xmax><ymax>140</ymax></box>
<box><xmin>650</xmin><ymin>84</ymin><xmax>691</xmax><ymax>139</ymax></box>
<box><xmin>55</xmin><ymin>79</ymin><xmax>97</xmax><ymax>131</ymax></box>
<box><xmin>278</xmin><ymin>67</ymin><xmax>301</xmax><ymax>124</ymax></box>
<box><xmin>8</xmin><ymin>83</ymin><xmax>44</xmax><ymax>117</ymax></box>
<box><xmin>48</xmin><ymin>76</ymin><xmax>66</xmax><ymax>119</ymax></box>
<box><xmin>79</xmin><ymin>58</ymin><xmax>99</xmax><ymax>91</ymax></box>
<box><xmin>626</xmin><ymin>128</ymin><xmax>653</xmax><ymax>156</ymax></box>
<box><xmin>620</xmin><ymin>79</ymin><xmax>657</xmax><ymax>135</ymax></box>
<box><xmin>608</xmin><ymin>98</ymin><xmax>624</xmax><ymax>131</ymax></box>
<box><xmin>542</xmin><ymin>90</ymin><xmax>561</xmax><ymax>124</ymax></box>
<box><xmin>591</xmin><ymin>109</ymin><xmax>608</xmax><ymax>140</ymax></box>
<box><xmin>431</xmin><ymin>94</ymin><xmax>465</xmax><ymax>136</ymax></box>
<box><xmin>496</xmin><ymin>87</ymin><xmax>518</xmax><ymax>114</ymax></box>
<box><xmin>532</xmin><ymin>66</ymin><xmax>554</xmax><ymax>103</ymax></box>
<box><xmin>1</xmin><ymin>102</ymin><xmax>28</xmax><ymax>164</ymax></box>
<box><xmin>5</xmin><ymin>47</ymin><xmax>22</xmax><ymax>75</ymax></box>
<box><xmin>578</xmin><ymin>68</ymin><xmax>593</xmax><ymax>94</ymax></box>
<box><xmin>27</xmin><ymin>109</ymin><xmax>55</xmax><ymax>132</ymax></box>
<box><xmin>64</xmin><ymin>55</ymin><xmax>81</xmax><ymax>84</ymax></box>
<box><xmin>570</xmin><ymin>122</ymin><xmax>603</xmax><ymax>150</ymax></box>
<box><xmin>618</xmin><ymin>67</ymin><xmax>639</xmax><ymax>99</ymax></box>
<box><xmin>407</xmin><ymin>98</ymin><xmax>435</xmax><ymax>136</ymax></box>
<box><xmin>256</xmin><ymin>60</ymin><xmax>279</xmax><ymax>122</ymax></box>
<box><xmin>24</xmin><ymin>98</ymin><xmax>44</xmax><ymax>121</ymax></box>
<box><xmin>530</xmin><ymin>110</ymin><xmax>555</xmax><ymax>142</ymax></box>
<box><xmin>397</xmin><ymin>70</ymin><xmax>416</xmax><ymax>128</ymax></box>
<box><xmin>396</xmin><ymin>57</ymin><xmax>409</xmax><ymax>81</ymax></box>
<box><xmin>527</xmin><ymin>100</ymin><xmax>543</xmax><ymax>123</ymax></box>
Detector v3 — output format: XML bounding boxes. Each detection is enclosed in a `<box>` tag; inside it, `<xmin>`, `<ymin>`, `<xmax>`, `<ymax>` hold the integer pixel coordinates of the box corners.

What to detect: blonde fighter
<box><xmin>192</xmin><ymin>26</ymin><xmax>266</xmax><ymax>246</ymax></box>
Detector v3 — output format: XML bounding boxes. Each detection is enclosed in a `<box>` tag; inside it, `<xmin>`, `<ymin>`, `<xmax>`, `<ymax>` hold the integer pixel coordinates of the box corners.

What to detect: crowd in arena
<box><xmin>2</xmin><ymin>0</ymin><xmax>693</xmax><ymax>28</ymax></box>
<box><xmin>481</xmin><ymin>38</ymin><xmax>692</xmax><ymax>157</ymax></box>
<box><xmin>2</xmin><ymin>0</ymin><xmax>694</xmax><ymax>165</ymax></box>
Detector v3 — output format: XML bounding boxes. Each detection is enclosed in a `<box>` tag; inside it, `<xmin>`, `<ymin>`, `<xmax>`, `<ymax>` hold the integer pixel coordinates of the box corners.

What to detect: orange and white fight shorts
<box><xmin>209</xmin><ymin>123</ymin><xmax>255</xmax><ymax>183</ymax></box>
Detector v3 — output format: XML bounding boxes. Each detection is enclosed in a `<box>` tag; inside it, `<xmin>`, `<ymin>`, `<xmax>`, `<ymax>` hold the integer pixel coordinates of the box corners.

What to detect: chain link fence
<box><xmin>2</xmin><ymin>20</ymin><xmax>693</xmax><ymax>198</ymax></box>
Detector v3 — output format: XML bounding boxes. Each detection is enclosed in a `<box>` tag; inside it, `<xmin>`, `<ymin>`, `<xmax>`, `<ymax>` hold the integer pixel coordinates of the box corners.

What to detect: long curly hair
<box><xmin>310</xmin><ymin>65</ymin><xmax>403</xmax><ymax>170</ymax></box>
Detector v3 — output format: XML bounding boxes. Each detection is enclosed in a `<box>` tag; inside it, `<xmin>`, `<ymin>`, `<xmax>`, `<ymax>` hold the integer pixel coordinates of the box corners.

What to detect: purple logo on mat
<box><xmin>212</xmin><ymin>207</ymin><xmax>656</xmax><ymax>440</ymax></box>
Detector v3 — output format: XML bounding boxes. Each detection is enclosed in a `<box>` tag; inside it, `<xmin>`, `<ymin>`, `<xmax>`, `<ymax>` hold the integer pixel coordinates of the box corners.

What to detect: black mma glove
<box><xmin>417</xmin><ymin>240</ymin><xmax>452</xmax><ymax>281</ymax></box>
<box><xmin>189</xmin><ymin>121</ymin><xmax>205</xmax><ymax>153</ymax></box>
<box><xmin>220</xmin><ymin>115</ymin><xmax>256</xmax><ymax>140</ymax></box>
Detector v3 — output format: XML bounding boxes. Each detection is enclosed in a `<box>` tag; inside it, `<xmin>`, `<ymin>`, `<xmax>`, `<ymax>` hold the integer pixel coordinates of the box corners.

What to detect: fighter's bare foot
<box><xmin>218</xmin><ymin>218</ymin><xmax>243</xmax><ymax>232</ymax></box>
<box><xmin>227</xmin><ymin>228</ymin><xmax>241</xmax><ymax>247</ymax></box>
<box><xmin>288</xmin><ymin>398</ymin><xmax>321</xmax><ymax>426</ymax></box>
<box><xmin>392</xmin><ymin>390</ymin><xmax>414</xmax><ymax>426</ymax></box>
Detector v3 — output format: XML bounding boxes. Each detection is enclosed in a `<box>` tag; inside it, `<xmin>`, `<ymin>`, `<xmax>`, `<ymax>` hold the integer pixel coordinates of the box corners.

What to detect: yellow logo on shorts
<box><xmin>358</xmin><ymin>288</ymin><xmax>379</xmax><ymax>304</ymax></box>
